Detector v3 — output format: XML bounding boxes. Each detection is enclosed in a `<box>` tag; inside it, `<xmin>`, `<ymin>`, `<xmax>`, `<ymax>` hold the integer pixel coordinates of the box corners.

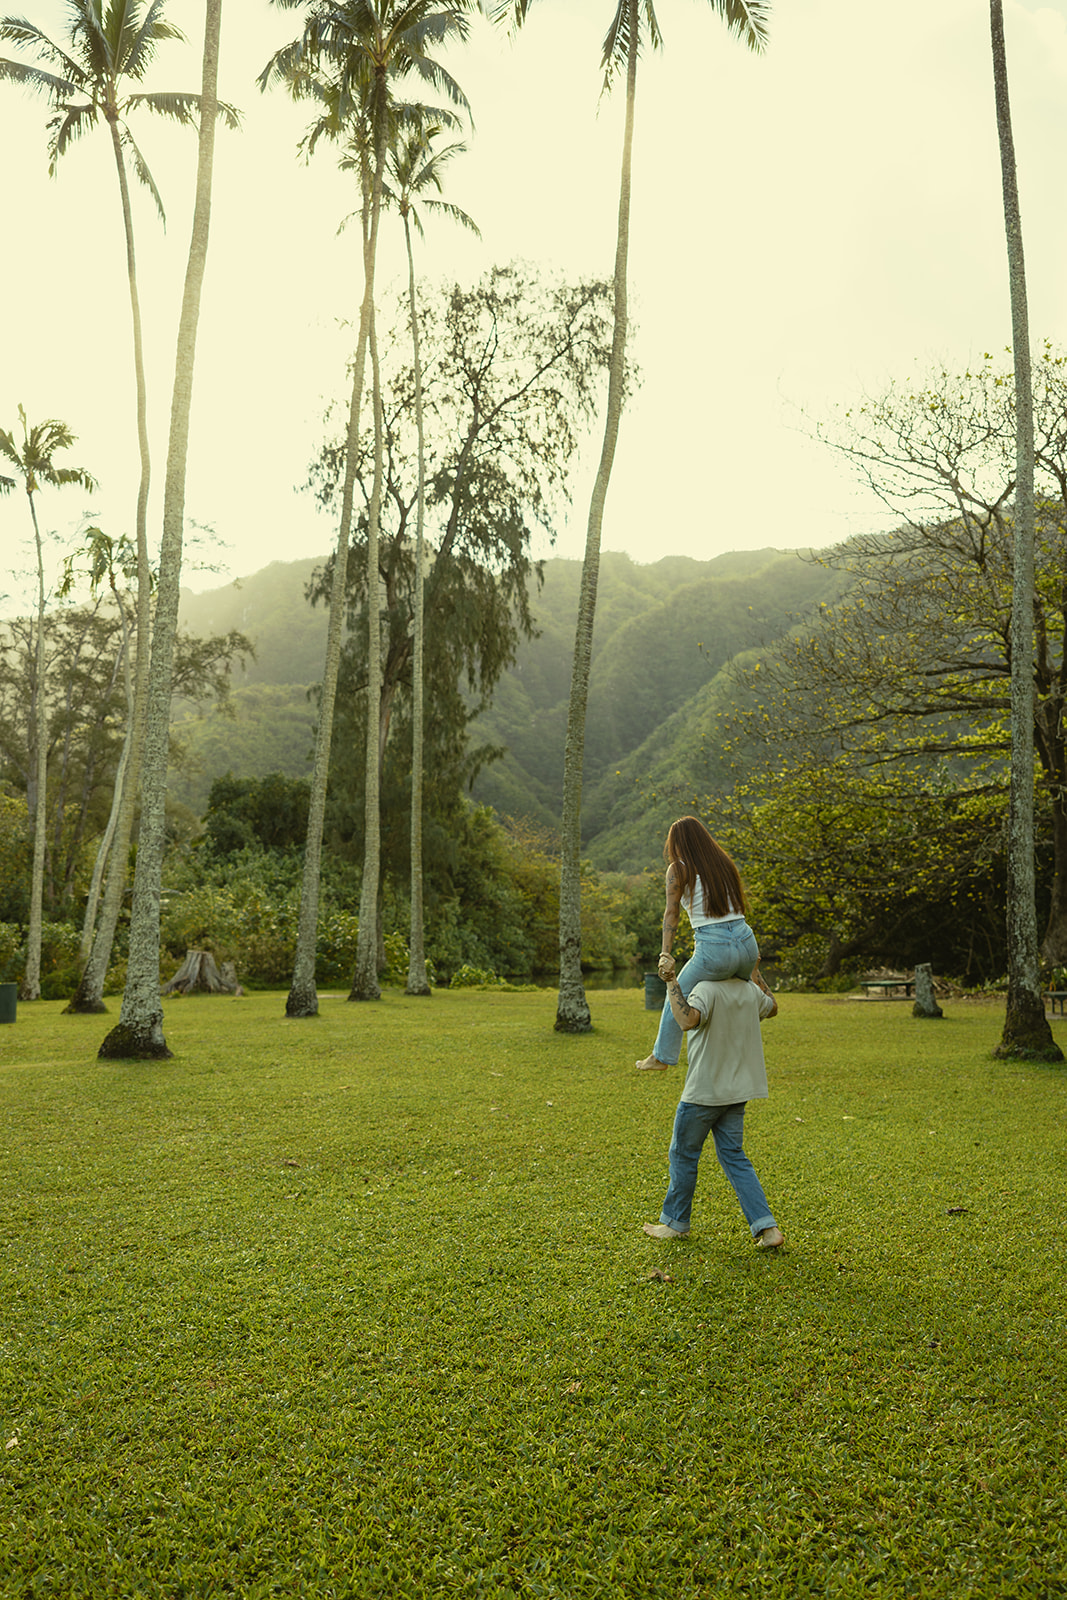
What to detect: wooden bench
<box><xmin>861</xmin><ymin>977</ymin><xmax>915</xmax><ymax>999</ymax></box>
<box><xmin>1047</xmin><ymin>991</ymin><xmax>1067</xmax><ymax>1015</ymax></box>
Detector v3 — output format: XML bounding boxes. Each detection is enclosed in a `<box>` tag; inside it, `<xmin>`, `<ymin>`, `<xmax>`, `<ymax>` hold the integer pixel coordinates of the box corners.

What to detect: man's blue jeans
<box><xmin>653</xmin><ymin>918</ymin><xmax>759</xmax><ymax>1066</ymax></box>
<box><xmin>659</xmin><ymin>1100</ymin><xmax>776</xmax><ymax>1237</ymax></box>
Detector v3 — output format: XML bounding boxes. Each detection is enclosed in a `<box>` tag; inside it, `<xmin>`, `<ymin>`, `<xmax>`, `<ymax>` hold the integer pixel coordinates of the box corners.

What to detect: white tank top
<box><xmin>683</xmin><ymin>874</ymin><xmax>740</xmax><ymax>930</ymax></box>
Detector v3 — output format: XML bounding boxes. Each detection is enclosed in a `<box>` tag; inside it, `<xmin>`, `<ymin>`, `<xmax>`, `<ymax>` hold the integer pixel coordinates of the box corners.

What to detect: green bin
<box><xmin>0</xmin><ymin>983</ymin><xmax>16</xmax><ymax>1024</ymax></box>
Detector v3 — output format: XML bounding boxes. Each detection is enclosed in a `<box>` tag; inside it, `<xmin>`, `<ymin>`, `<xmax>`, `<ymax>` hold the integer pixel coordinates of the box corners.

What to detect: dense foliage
<box><xmin>714</xmin><ymin>769</ymin><xmax>1043</xmax><ymax>987</ymax></box>
<box><xmin>160</xmin><ymin>526</ymin><xmax>1062</xmax><ymax>991</ymax></box>
<box><xmin>169</xmin><ymin>783</ymin><xmax>646</xmax><ymax>987</ymax></box>
<box><xmin>705</xmin><ymin>351</ymin><xmax>1067</xmax><ymax>986</ymax></box>
<box><xmin>7</xmin><ymin>403</ymin><xmax>1066</xmax><ymax>997</ymax></box>
<box><xmin>0</xmin><ymin>599</ymin><xmax>251</xmax><ymax>919</ymax></box>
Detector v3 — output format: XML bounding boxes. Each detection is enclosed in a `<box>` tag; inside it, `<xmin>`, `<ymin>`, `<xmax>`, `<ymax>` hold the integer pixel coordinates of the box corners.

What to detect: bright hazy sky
<box><xmin>5</xmin><ymin>0</ymin><xmax>1067</xmax><ymax>609</ymax></box>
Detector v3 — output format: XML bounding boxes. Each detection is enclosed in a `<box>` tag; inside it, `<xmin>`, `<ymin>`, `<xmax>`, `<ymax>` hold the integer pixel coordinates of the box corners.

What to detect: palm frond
<box><xmin>49</xmin><ymin>465</ymin><xmax>98</xmax><ymax>491</ymax></box>
<box><xmin>0</xmin><ymin>55</ymin><xmax>79</xmax><ymax>100</ymax></box>
<box><xmin>125</xmin><ymin>0</ymin><xmax>187</xmax><ymax>82</ymax></box>
<box><xmin>401</xmin><ymin>9</ymin><xmax>473</xmax><ymax>56</ymax></box>
<box><xmin>264</xmin><ymin>0</ymin><xmax>475</xmax><ymax>173</ymax></box>
<box><xmin>397</xmin><ymin>50</ymin><xmax>470</xmax><ymax>113</ymax></box>
<box><xmin>418</xmin><ymin>194</ymin><xmax>480</xmax><ymax>236</ymax></box>
<box><xmin>126</xmin><ymin>87</ymin><xmax>240</xmax><ymax>129</ymax></box>
<box><xmin>126</xmin><ymin>86</ymin><xmax>199</xmax><ymax>122</ymax></box>
<box><xmin>0</xmin><ymin>473</ymin><xmax>15</xmax><ymax>495</ymax></box>
<box><xmin>335</xmin><ymin>204</ymin><xmax>363</xmax><ymax>236</ymax></box>
<box><xmin>601</xmin><ymin>0</ymin><xmax>660</xmax><ymax>90</ymax></box>
<box><xmin>485</xmin><ymin>0</ymin><xmax>536</xmax><ymax>26</ymax></box>
<box><xmin>4</xmin><ymin>410</ymin><xmax>96</xmax><ymax>494</ymax></box>
<box><xmin>123</xmin><ymin>123</ymin><xmax>166</xmax><ymax>223</ymax></box>
<box><xmin>47</xmin><ymin>98</ymin><xmax>99</xmax><ymax>171</ymax></box>
<box><xmin>414</xmin><ymin>136</ymin><xmax>468</xmax><ymax>183</ymax></box>
<box><xmin>391</xmin><ymin>96</ymin><xmax>462</xmax><ymax>135</ymax></box>
<box><xmin>709</xmin><ymin>0</ymin><xmax>771</xmax><ymax>53</ymax></box>
<box><xmin>601</xmin><ymin>0</ymin><xmax>766</xmax><ymax>90</ymax></box>
<box><xmin>304</xmin><ymin>107</ymin><xmax>349</xmax><ymax>159</ymax></box>
<box><xmin>68</xmin><ymin>0</ymin><xmax>119</xmax><ymax>84</ymax></box>
<box><xmin>0</xmin><ymin>15</ymin><xmax>84</xmax><ymax>81</ymax></box>
<box><xmin>257</xmin><ymin>35</ymin><xmax>315</xmax><ymax>96</ymax></box>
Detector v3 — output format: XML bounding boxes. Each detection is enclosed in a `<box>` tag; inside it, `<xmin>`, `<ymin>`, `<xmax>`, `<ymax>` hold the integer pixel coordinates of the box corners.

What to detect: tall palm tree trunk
<box><xmin>106</xmin><ymin>110</ymin><xmax>153</xmax><ymax>726</ymax></box>
<box><xmin>285</xmin><ymin>491</ymin><xmax>355</xmax><ymax>1014</ymax></box>
<box><xmin>77</xmin><ymin>592</ymin><xmax>132</xmax><ymax>964</ymax></box>
<box><xmin>99</xmin><ymin>0</ymin><xmax>225</xmax><ymax>1059</ymax></box>
<box><xmin>81</xmin><ymin>116</ymin><xmax>154</xmax><ymax>990</ymax></box>
<box><xmin>22</xmin><ymin>495</ymin><xmax>49</xmax><ymax>1001</ymax></box>
<box><xmin>403</xmin><ymin>210</ymin><xmax>431</xmax><ymax>997</ymax></box>
<box><xmin>990</xmin><ymin>0</ymin><xmax>1061</xmax><ymax>1061</ymax></box>
<box><xmin>349</xmin><ymin>289</ymin><xmax>385</xmax><ymax>1001</ymax></box>
<box><xmin>555</xmin><ymin>0</ymin><xmax>638</xmax><ymax>1033</ymax></box>
<box><xmin>69</xmin><ymin>66</ymin><xmax>169</xmax><ymax>1016</ymax></box>
<box><xmin>286</xmin><ymin>148</ymin><xmax>386</xmax><ymax>1017</ymax></box>
<box><xmin>68</xmin><ymin>577</ymin><xmax>141</xmax><ymax>1011</ymax></box>
<box><xmin>76</xmin><ymin>721</ymin><xmax>131</xmax><ymax>960</ymax></box>
<box><xmin>348</xmin><ymin>114</ymin><xmax>389</xmax><ymax>1005</ymax></box>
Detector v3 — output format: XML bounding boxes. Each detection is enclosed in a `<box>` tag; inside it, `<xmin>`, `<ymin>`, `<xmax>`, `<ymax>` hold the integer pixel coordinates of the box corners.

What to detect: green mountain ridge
<box><xmin>172</xmin><ymin>546</ymin><xmax>840</xmax><ymax>869</ymax></box>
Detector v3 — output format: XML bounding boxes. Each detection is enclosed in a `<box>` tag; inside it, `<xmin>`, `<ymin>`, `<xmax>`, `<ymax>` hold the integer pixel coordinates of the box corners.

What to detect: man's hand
<box><xmin>657</xmin><ymin>953</ymin><xmax>676</xmax><ymax>982</ymax></box>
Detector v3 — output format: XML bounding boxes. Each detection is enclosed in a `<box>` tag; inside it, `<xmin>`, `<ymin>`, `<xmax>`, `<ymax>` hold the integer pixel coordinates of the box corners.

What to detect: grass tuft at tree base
<box><xmin>2</xmin><ymin>989</ymin><xmax>1065</xmax><ymax>1597</ymax></box>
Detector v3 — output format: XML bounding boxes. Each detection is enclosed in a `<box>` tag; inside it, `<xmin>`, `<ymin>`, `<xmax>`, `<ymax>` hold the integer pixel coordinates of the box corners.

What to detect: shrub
<box><xmin>35</xmin><ymin>923</ymin><xmax>82</xmax><ymax>1000</ymax></box>
<box><xmin>161</xmin><ymin>847</ymin><xmax>365</xmax><ymax>988</ymax></box>
<box><xmin>0</xmin><ymin>796</ymin><xmax>31</xmax><ymax>923</ymax></box>
<box><xmin>448</xmin><ymin>963</ymin><xmax>536</xmax><ymax>992</ymax></box>
<box><xmin>0</xmin><ymin>922</ymin><xmax>22</xmax><ymax>983</ymax></box>
<box><xmin>449</xmin><ymin>963</ymin><xmax>501</xmax><ymax>988</ymax></box>
<box><xmin>315</xmin><ymin>909</ymin><xmax>361</xmax><ymax>986</ymax></box>
<box><xmin>102</xmin><ymin>951</ymin><xmax>182</xmax><ymax>997</ymax></box>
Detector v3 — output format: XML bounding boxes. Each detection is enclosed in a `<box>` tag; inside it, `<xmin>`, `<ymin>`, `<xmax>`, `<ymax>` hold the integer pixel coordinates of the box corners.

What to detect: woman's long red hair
<box><xmin>665</xmin><ymin>817</ymin><xmax>747</xmax><ymax>918</ymax></box>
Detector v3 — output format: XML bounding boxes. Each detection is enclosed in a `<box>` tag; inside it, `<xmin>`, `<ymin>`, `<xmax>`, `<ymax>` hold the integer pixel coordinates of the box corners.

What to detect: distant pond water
<box><xmin>529</xmin><ymin>969</ymin><xmax>644</xmax><ymax>991</ymax></box>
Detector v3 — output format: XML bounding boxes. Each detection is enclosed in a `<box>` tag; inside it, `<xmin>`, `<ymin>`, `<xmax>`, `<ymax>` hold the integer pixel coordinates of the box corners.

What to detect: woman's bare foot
<box><xmin>754</xmin><ymin>1226</ymin><xmax>785</xmax><ymax>1249</ymax></box>
<box><xmin>635</xmin><ymin>1054</ymin><xmax>670</xmax><ymax>1071</ymax></box>
<box><xmin>643</xmin><ymin>1221</ymin><xmax>687</xmax><ymax>1239</ymax></box>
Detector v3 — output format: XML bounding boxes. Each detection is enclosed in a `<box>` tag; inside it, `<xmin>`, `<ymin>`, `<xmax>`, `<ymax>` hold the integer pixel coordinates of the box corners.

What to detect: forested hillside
<box><xmin>172</xmin><ymin>559</ymin><xmax>329</xmax><ymax>814</ymax></box>
<box><xmin>173</xmin><ymin>546</ymin><xmax>841</xmax><ymax>867</ymax></box>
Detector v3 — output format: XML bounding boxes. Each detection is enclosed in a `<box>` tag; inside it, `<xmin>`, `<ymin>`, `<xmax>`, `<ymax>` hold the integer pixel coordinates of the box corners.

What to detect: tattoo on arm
<box><xmin>662</xmin><ymin>866</ymin><xmax>681</xmax><ymax>949</ymax></box>
<box><xmin>667</xmin><ymin>978</ymin><xmax>698</xmax><ymax>1031</ymax></box>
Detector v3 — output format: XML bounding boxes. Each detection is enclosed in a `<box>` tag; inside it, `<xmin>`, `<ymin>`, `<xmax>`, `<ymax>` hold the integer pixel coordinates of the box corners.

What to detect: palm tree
<box><xmin>384</xmin><ymin>118</ymin><xmax>479</xmax><ymax>996</ymax></box>
<box><xmin>491</xmin><ymin>0</ymin><xmax>770</xmax><ymax>1031</ymax></box>
<box><xmin>0</xmin><ymin>409</ymin><xmax>96</xmax><ymax>1001</ymax></box>
<box><xmin>260</xmin><ymin>0</ymin><xmax>476</xmax><ymax>1015</ymax></box>
<box><xmin>57</xmin><ymin>529</ymin><xmax>140</xmax><ymax>1009</ymax></box>
<box><xmin>989</xmin><ymin>0</ymin><xmax>1061</xmax><ymax>1062</ymax></box>
<box><xmin>0</xmin><ymin>1</ymin><xmax>239</xmax><ymax>1013</ymax></box>
<box><xmin>99</xmin><ymin>0</ymin><xmax>227</xmax><ymax>1059</ymax></box>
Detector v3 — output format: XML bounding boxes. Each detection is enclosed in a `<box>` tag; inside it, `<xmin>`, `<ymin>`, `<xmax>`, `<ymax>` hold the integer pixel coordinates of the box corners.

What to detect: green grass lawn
<box><xmin>1</xmin><ymin>989</ymin><xmax>1065</xmax><ymax>1598</ymax></box>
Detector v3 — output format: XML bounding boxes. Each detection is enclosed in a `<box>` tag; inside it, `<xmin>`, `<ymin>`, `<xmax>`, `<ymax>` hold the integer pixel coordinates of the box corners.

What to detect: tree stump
<box><xmin>161</xmin><ymin>950</ymin><xmax>241</xmax><ymax>995</ymax></box>
<box><xmin>912</xmin><ymin>962</ymin><xmax>943</xmax><ymax>1019</ymax></box>
<box><xmin>219</xmin><ymin>961</ymin><xmax>244</xmax><ymax>996</ymax></box>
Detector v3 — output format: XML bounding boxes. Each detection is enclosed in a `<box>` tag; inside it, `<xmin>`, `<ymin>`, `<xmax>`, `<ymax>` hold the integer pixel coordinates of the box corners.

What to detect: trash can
<box><xmin>0</xmin><ymin>983</ymin><xmax>17</xmax><ymax>1024</ymax></box>
<box><xmin>643</xmin><ymin>972</ymin><xmax>667</xmax><ymax>1011</ymax></box>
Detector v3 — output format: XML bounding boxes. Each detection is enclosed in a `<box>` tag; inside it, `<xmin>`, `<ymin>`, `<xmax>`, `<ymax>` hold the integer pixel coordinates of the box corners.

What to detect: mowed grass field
<box><xmin>1</xmin><ymin>987</ymin><xmax>1065</xmax><ymax>1598</ymax></box>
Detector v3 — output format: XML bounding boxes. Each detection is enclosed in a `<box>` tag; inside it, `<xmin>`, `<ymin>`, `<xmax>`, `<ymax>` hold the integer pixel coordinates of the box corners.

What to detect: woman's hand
<box><xmin>657</xmin><ymin>953</ymin><xmax>676</xmax><ymax>982</ymax></box>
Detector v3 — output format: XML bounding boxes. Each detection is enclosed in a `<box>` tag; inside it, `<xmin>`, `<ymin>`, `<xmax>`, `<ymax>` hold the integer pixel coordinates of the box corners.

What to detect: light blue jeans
<box><xmin>659</xmin><ymin>1100</ymin><xmax>776</xmax><ymax>1237</ymax></box>
<box><xmin>653</xmin><ymin>917</ymin><xmax>759</xmax><ymax>1066</ymax></box>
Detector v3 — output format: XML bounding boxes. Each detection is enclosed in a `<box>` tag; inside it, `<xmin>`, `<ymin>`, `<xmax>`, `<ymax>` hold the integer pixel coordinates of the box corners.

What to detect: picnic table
<box><xmin>1047</xmin><ymin>991</ymin><xmax>1067</xmax><ymax>1015</ymax></box>
<box><xmin>861</xmin><ymin>977</ymin><xmax>915</xmax><ymax>998</ymax></box>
